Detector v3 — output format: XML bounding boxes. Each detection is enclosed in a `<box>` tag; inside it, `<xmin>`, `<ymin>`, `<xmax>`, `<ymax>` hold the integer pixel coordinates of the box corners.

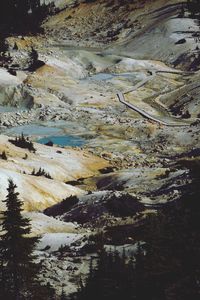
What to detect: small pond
<box><xmin>4</xmin><ymin>124</ymin><xmax>87</xmax><ymax>147</ymax></box>
<box><xmin>37</xmin><ymin>135</ymin><xmax>86</xmax><ymax>147</ymax></box>
<box><xmin>2</xmin><ymin>121</ymin><xmax>87</xmax><ymax>147</ymax></box>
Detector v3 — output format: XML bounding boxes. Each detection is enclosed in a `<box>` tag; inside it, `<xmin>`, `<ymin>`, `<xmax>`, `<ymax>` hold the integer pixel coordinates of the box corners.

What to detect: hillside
<box><xmin>0</xmin><ymin>0</ymin><xmax>199</xmax><ymax>298</ymax></box>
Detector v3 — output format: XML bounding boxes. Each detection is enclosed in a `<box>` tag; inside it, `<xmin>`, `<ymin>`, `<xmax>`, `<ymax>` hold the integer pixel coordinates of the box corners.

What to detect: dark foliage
<box><xmin>62</xmin><ymin>193</ymin><xmax>144</xmax><ymax>225</ymax></box>
<box><xmin>72</xmin><ymin>161</ymin><xmax>200</xmax><ymax>300</ymax></box>
<box><xmin>0</xmin><ymin>40</ymin><xmax>12</xmax><ymax>68</ymax></box>
<box><xmin>28</xmin><ymin>47</ymin><xmax>45</xmax><ymax>72</ymax></box>
<box><xmin>104</xmin><ymin>194</ymin><xmax>144</xmax><ymax>217</ymax></box>
<box><xmin>9</xmin><ymin>133</ymin><xmax>36</xmax><ymax>152</ymax></box>
<box><xmin>75</xmin><ymin>249</ymin><xmax>135</xmax><ymax>300</ymax></box>
<box><xmin>44</xmin><ymin>195</ymin><xmax>79</xmax><ymax>217</ymax></box>
<box><xmin>0</xmin><ymin>180</ymin><xmax>56</xmax><ymax>299</ymax></box>
<box><xmin>187</xmin><ymin>0</ymin><xmax>200</xmax><ymax>17</ymax></box>
<box><xmin>0</xmin><ymin>180</ymin><xmax>39</xmax><ymax>299</ymax></box>
<box><xmin>31</xmin><ymin>167</ymin><xmax>52</xmax><ymax>179</ymax></box>
<box><xmin>0</xmin><ymin>0</ymin><xmax>54</xmax><ymax>35</ymax></box>
<box><xmin>0</xmin><ymin>151</ymin><xmax>7</xmax><ymax>160</ymax></box>
<box><xmin>135</xmin><ymin>160</ymin><xmax>200</xmax><ymax>300</ymax></box>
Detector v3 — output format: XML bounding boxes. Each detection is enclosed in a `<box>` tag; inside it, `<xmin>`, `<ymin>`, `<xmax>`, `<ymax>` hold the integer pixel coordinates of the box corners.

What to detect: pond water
<box><xmin>4</xmin><ymin>123</ymin><xmax>87</xmax><ymax>147</ymax></box>
<box><xmin>37</xmin><ymin>135</ymin><xmax>86</xmax><ymax>147</ymax></box>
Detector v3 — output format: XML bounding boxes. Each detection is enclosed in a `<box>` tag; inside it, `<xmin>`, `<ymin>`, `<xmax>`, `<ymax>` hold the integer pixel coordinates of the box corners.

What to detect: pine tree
<box><xmin>0</xmin><ymin>0</ymin><xmax>52</xmax><ymax>34</ymax></box>
<box><xmin>187</xmin><ymin>0</ymin><xmax>200</xmax><ymax>17</ymax></box>
<box><xmin>60</xmin><ymin>287</ymin><xmax>69</xmax><ymax>300</ymax></box>
<box><xmin>139</xmin><ymin>161</ymin><xmax>200</xmax><ymax>300</ymax></box>
<box><xmin>1</xmin><ymin>151</ymin><xmax>7</xmax><ymax>160</ymax></box>
<box><xmin>76</xmin><ymin>249</ymin><xmax>136</xmax><ymax>300</ymax></box>
<box><xmin>29</xmin><ymin>47</ymin><xmax>39</xmax><ymax>70</ymax></box>
<box><xmin>0</xmin><ymin>179</ymin><xmax>40</xmax><ymax>299</ymax></box>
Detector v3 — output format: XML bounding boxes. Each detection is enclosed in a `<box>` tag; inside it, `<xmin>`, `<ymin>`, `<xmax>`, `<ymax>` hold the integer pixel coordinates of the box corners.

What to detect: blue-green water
<box><xmin>37</xmin><ymin>135</ymin><xmax>86</xmax><ymax>147</ymax></box>
<box><xmin>4</xmin><ymin>123</ymin><xmax>87</xmax><ymax>147</ymax></box>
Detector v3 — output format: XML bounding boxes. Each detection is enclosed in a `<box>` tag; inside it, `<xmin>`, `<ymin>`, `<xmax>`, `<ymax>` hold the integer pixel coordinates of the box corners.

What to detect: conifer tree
<box><xmin>0</xmin><ymin>0</ymin><xmax>52</xmax><ymax>34</ymax></box>
<box><xmin>0</xmin><ymin>179</ymin><xmax>40</xmax><ymax>299</ymax></box>
<box><xmin>76</xmin><ymin>249</ymin><xmax>136</xmax><ymax>300</ymax></box>
<box><xmin>187</xmin><ymin>0</ymin><xmax>200</xmax><ymax>16</ymax></box>
<box><xmin>139</xmin><ymin>161</ymin><xmax>200</xmax><ymax>300</ymax></box>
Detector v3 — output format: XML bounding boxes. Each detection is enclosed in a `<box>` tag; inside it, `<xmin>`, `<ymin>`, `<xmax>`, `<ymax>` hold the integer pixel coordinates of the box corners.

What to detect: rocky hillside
<box><xmin>0</xmin><ymin>0</ymin><xmax>199</xmax><ymax>297</ymax></box>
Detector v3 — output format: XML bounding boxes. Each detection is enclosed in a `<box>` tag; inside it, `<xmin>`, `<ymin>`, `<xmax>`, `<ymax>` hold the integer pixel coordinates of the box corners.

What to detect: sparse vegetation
<box><xmin>75</xmin><ymin>249</ymin><xmax>136</xmax><ymax>300</ymax></box>
<box><xmin>71</xmin><ymin>164</ymin><xmax>200</xmax><ymax>300</ymax></box>
<box><xmin>187</xmin><ymin>0</ymin><xmax>200</xmax><ymax>17</ymax></box>
<box><xmin>0</xmin><ymin>180</ymin><xmax>56</xmax><ymax>299</ymax></box>
<box><xmin>0</xmin><ymin>151</ymin><xmax>7</xmax><ymax>160</ymax></box>
<box><xmin>44</xmin><ymin>195</ymin><xmax>79</xmax><ymax>217</ymax></box>
<box><xmin>58</xmin><ymin>193</ymin><xmax>144</xmax><ymax>225</ymax></box>
<box><xmin>0</xmin><ymin>1</ymin><xmax>199</xmax><ymax>299</ymax></box>
<box><xmin>0</xmin><ymin>40</ymin><xmax>12</xmax><ymax>68</ymax></box>
<box><xmin>28</xmin><ymin>47</ymin><xmax>45</xmax><ymax>72</ymax></box>
<box><xmin>31</xmin><ymin>167</ymin><xmax>53</xmax><ymax>179</ymax></box>
<box><xmin>104</xmin><ymin>194</ymin><xmax>143</xmax><ymax>217</ymax></box>
<box><xmin>9</xmin><ymin>133</ymin><xmax>36</xmax><ymax>152</ymax></box>
<box><xmin>23</xmin><ymin>153</ymin><xmax>28</xmax><ymax>160</ymax></box>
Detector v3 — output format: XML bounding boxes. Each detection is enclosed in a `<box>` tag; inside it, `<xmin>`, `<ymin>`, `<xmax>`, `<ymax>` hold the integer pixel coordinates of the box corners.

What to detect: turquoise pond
<box><xmin>37</xmin><ymin>135</ymin><xmax>86</xmax><ymax>147</ymax></box>
<box><xmin>4</xmin><ymin>124</ymin><xmax>87</xmax><ymax>147</ymax></box>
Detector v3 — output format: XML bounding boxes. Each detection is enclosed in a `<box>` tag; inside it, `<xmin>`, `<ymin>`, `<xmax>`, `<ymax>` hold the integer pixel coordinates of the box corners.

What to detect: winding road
<box><xmin>117</xmin><ymin>70</ymin><xmax>191</xmax><ymax>127</ymax></box>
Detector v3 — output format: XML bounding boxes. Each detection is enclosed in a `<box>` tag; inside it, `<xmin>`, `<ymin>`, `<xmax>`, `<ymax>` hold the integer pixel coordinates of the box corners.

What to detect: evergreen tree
<box><xmin>1</xmin><ymin>151</ymin><xmax>7</xmax><ymax>160</ymax></box>
<box><xmin>60</xmin><ymin>287</ymin><xmax>70</xmax><ymax>300</ymax></box>
<box><xmin>29</xmin><ymin>47</ymin><xmax>39</xmax><ymax>70</ymax></box>
<box><xmin>0</xmin><ymin>179</ymin><xmax>40</xmax><ymax>299</ymax></box>
<box><xmin>187</xmin><ymin>0</ymin><xmax>200</xmax><ymax>16</ymax></box>
<box><xmin>139</xmin><ymin>161</ymin><xmax>200</xmax><ymax>300</ymax></box>
<box><xmin>75</xmin><ymin>249</ymin><xmax>136</xmax><ymax>300</ymax></box>
<box><xmin>73</xmin><ymin>162</ymin><xmax>200</xmax><ymax>300</ymax></box>
<box><xmin>0</xmin><ymin>0</ymin><xmax>52</xmax><ymax>34</ymax></box>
